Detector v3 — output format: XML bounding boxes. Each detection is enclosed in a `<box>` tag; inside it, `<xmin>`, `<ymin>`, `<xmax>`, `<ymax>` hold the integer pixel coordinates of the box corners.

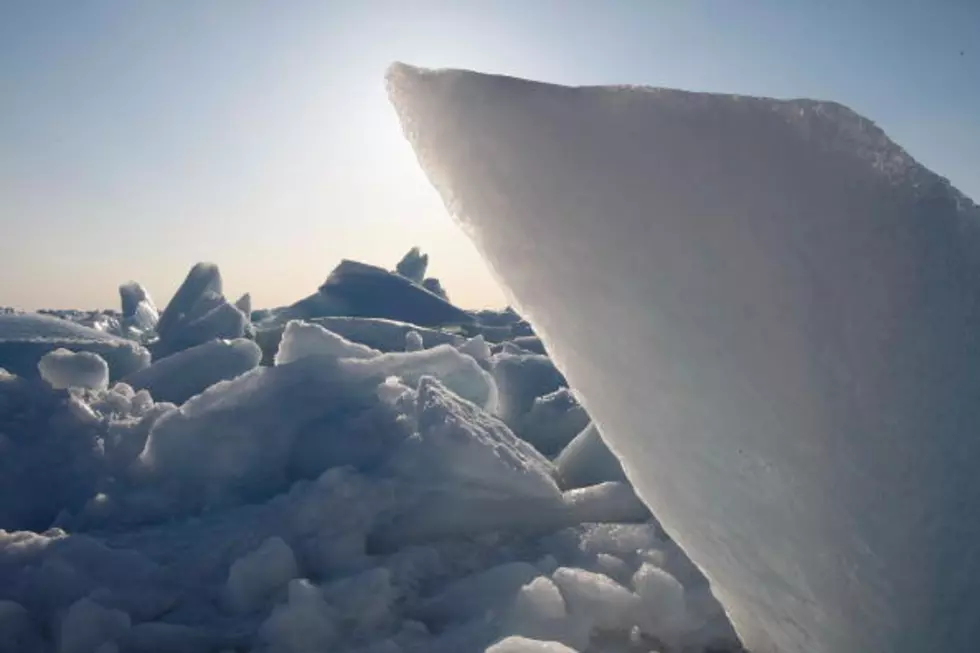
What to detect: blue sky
<box><xmin>2</xmin><ymin>1</ymin><xmax>977</xmax><ymax>310</ymax></box>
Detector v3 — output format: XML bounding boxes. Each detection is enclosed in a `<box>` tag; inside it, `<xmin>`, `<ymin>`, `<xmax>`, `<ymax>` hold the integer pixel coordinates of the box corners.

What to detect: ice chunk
<box><xmin>396</xmin><ymin>246</ymin><xmax>429</xmax><ymax>284</ymax></box>
<box><xmin>485</xmin><ymin>636</ymin><xmax>579</xmax><ymax>653</ymax></box>
<box><xmin>422</xmin><ymin>277</ymin><xmax>448</xmax><ymax>300</ymax></box>
<box><xmin>491</xmin><ymin>353</ymin><xmax>566</xmax><ymax>426</ymax></box>
<box><xmin>0</xmin><ymin>313</ymin><xmax>150</xmax><ymax>380</ymax></box>
<box><xmin>153</xmin><ymin>264</ymin><xmax>246</xmax><ymax>356</ymax></box>
<box><xmin>288</xmin><ymin>259</ymin><xmax>474</xmax><ymax>327</ymax></box>
<box><xmin>234</xmin><ymin>292</ymin><xmax>252</xmax><ymax>316</ymax></box>
<box><xmin>348</xmin><ymin>344</ymin><xmax>498</xmax><ymax>411</ymax></box>
<box><xmin>502</xmin><ymin>577</ymin><xmax>588</xmax><ymax>650</ymax></box>
<box><xmin>255</xmin><ymin>316</ymin><xmax>462</xmax><ymax>364</ymax></box>
<box><xmin>555</xmin><ymin>424</ymin><xmax>627</xmax><ymax>490</ymax></box>
<box><xmin>457</xmin><ymin>334</ymin><xmax>491</xmax><ymax>364</ymax></box>
<box><xmin>119</xmin><ymin>282</ymin><xmax>159</xmax><ymax>331</ymax></box>
<box><xmin>389</xmin><ymin>63</ymin><xmax>980</xmax><ymax>653</ymax></box>
<box><xmin>511</xmin><ymin>336</ymin><xmax>546</xmax><ymax>356</ymax></box>
<box><xmin>155</xmin><ymin>262</ymin><xmax>222</xmax><ymax>340</ymax></box>
<box><xmin>38</xmin><ymin>348</ymin><xmax>109</xmax><ymax>390</ymax></box>
<box><xmin>631</xmin><ymin>563</ymin><xmax>689</xmax><ymax>646</ymax></box>
<box><xmin>157</xmin><ymin>301</ymin><xmax>247</xmax><ymax>356</ymax></box>
<box><xmin>552</xmin><ymin>567</ymin><xmax>640</xmax><ymax>633</ymax></box>
<box><xmin>416</xmin><ymin>561</ymin><xmax>541</xmax><ymax>625</ymax></box>
<box><xmin>562</xmin><ymin>482</ymin><xmax>649</xmax><ymax>524</ymax></box>
<box><xmin>404</xmin><ymin>329</ymin><xmax>424</xmax><ymax>352</ymax></box>
<box><xmin>226</xmin><ymin>536</ymin><xmax>298</xmax><ymax>613</ymax></box>
<box><xmin>138</xmin><ymin>356</ymin><xmax>408</xmax><ymax>514</ymax></box>
<box><xmin>517</xmin><ymin>388</ymin><xmax>589</xmax><ymax>456</ymax></box>
<box><xmin>123</xmin><ymin>338</ymin><xmax>261</xmax><ymax>405</ymax></box>
<box><xmin>390</xmin><ymin>376</ymin><xmax>555</xmax><ymax>500</ymax></box>
<box><xmin>275</xmin><ymin>320</ymin><xmax>380</xmax><ymax>365</ymax></box>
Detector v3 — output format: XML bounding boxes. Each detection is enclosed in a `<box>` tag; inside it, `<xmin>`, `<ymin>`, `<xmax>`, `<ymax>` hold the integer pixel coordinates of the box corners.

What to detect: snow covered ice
<box><xmin>0</xmin><ymin>251</ymin><xmax>738</xmax><ymax>650</ymax></box>
<box><xmin>388</xmin><ymin>63</ymin><xmax>980</xmax><ymax>653</ymax></box>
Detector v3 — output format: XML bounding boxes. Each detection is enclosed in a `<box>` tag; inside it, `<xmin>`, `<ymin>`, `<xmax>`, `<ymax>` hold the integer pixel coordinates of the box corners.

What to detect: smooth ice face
<box><xmin>388</xmin><ymin>63</ymin><xmax>980</xmax><ymax>653</ymax></box>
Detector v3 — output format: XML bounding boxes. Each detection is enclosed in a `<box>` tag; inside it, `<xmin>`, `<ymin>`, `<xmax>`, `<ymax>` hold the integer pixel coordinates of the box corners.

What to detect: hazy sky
<box><xmin>2</xmin><ymin>1</ymin><xmax>978</xmax><ymax>311</ymax></box>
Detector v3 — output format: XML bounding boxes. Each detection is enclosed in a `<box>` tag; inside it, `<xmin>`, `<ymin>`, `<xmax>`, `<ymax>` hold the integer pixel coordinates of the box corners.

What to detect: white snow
<box><xmin>38</xmin><ymin>348</ymin><xmax>110</xmax><ymax>391</ymax></box>
<box><xmin>388</xmin><ymin>62</ymin><xmax>980</xmax><ymax>653</ymax></box>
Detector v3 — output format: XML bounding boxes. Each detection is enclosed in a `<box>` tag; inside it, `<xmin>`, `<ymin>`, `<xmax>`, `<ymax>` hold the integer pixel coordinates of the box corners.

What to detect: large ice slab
<box><xmin>286</xmin><ymin>259</ymin><xmax>475</xmax><ymax>327</ymax></box>
<box><xmin>0</xmin><ymin>313</ymin><xmax>150</xmax><ymax>381</ymax></box>
<box><xmin>388</xmin><ymin>63</ymin><xmax>980</xmax><ymax>653</ymax></box>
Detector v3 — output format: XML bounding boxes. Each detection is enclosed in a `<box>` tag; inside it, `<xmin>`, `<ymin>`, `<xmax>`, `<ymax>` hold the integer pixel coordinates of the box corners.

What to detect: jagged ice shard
<box><xmin>387</xmin><ymin>63</ymin><xmax>980</xmax><ymax>653</ymax></box>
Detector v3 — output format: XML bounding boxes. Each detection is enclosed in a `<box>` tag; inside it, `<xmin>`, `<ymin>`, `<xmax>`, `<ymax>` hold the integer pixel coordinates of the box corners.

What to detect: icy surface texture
<box><xmin>38</xmin><ymin>349</ymin><xmax>110</xmax><ymax>391</ymax></box>
<box><xmin>388</xmin><ymin>62</ymin><xmax>980</xmax><ymax>653</ymax></box>
<box><xmin>123</xmin><ymin>338</ymin><xmax>261</xmax><ymax>405</ymax></box>
<box><xmin>396</xmin><ymin>246</ymin><xmax>430</xmax><ymax>284</ymax></box>
<box><xmin>0</xmin><ymin>313</ymin><xmax>150</xmax><ymax>381</ymax></box>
